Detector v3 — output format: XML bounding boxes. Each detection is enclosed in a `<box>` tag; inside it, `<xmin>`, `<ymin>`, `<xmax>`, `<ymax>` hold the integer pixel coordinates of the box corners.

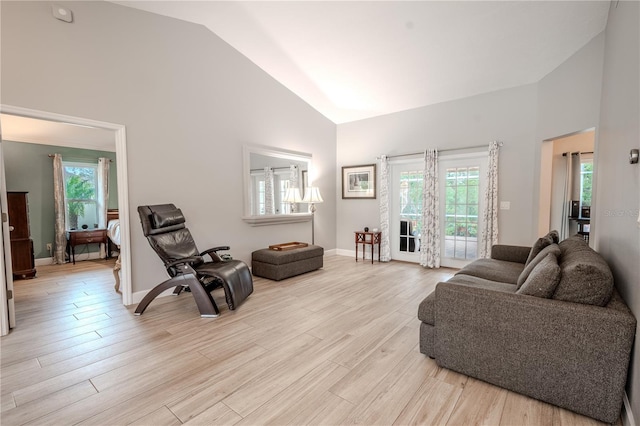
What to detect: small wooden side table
<box><xmin>355</xmin><ymin>231</ymin><xmax>382</xmax><ymax>264</ymax></box>
<box><xmin>67</xmin><ymin>229</ymin><xmax>108</xmax><ymax>264</ymax></box>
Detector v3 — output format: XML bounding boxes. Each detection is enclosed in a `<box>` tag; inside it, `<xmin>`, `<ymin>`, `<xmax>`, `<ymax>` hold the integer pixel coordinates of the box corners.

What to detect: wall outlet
<box><xmin>46</xmin><ymin>243</ymin><xmax>52</xmax><ymax>251</ymax></box>
<box><xmin>500</xmin><ymin>201</ymin><xmax>511</xmax><ymax>210</ymax></box>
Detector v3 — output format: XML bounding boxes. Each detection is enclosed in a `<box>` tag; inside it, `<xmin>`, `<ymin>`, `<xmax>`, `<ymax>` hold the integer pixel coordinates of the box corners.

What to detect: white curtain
<box><xmin>52</xmin><ymin>154</ymin><xmax>66</xmax><ymax>264</ymax></box>
<box><xmin>379</xmin><ymin>155</ymin><xmax>391</xmax><ymax>261</ymax></box>
<box><xmin>479</xmin><ymin>141</ymin><xmax>500</xmax><ymax>258</ymax></box>
<box><xmin>420</xmin><ymin>149</ymin><xmax>440</xmax><ymax>268</ymax></box>
<box><xmin>560</xmin><ymin>152</ymin><xmax>577</xmax><ymax>240</ymax></box>
<box><xmin>97</xmin><ymin>158</ymin><xmax>110</xmax><ymax>258</ymax></box>
<box><xmin>264</xmin><ymin>167</ymin><xmax>275</xmax><ymax>215</ymax></box>
<box><xmin>97</xmin><ymin>158</ymin><xmax>110</xmax><ymax>228</ymax></box>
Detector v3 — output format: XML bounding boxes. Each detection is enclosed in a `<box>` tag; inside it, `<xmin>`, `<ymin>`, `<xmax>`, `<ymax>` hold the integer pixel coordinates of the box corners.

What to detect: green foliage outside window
<box><xmin>65</xmin><ymin>166</ymin><xmax>96</xmax><ymax>229</ymax></box>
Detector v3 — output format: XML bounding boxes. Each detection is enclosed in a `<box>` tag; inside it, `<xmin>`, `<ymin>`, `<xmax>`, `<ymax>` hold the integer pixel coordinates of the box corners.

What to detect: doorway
<box><xmin>538</xmin><ymin>129</ymin><xmax>595</xmax><ymax>243</ymax></box>
<box><xmin>0</xmin><ymin>105</ymin><xmax>132</xmax><ymax>335</ymax></box>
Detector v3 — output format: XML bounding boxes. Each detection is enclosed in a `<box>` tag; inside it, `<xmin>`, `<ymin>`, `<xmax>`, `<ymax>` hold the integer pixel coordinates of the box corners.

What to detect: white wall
<box><xmin>595</xmin><ymin>1</ymin><xmax>640</xmax><ymax>418</ymax></box>
<box><xmin>0</xmin><ymin>1</ymin><xmax>337</xmax><ymax>293</ymax></box>
<box><xmin>337</xmin><ymin>84</ymin><xmax>538</xmax><ymax>253</ymax></box>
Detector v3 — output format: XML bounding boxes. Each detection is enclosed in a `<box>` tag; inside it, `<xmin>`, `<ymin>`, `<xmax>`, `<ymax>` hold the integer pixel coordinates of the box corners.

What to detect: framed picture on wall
<box><xmin>342</xmin><ymin>164</ymin><xmax>376</xmax><ymax>199</ymax></box>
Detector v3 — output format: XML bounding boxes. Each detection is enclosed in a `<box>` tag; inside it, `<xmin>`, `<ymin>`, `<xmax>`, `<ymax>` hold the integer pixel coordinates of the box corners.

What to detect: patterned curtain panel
<box><xmin>378</xmin><ymin>155</ymin><xmax>391</xmax><ymax>261</ymax></box>
<box><xmin>97</xmin><ymin>158</ymin><xmax>110</xmax><ymax>228</ymax></box>
<box><xmin>264</xmin><ymin>167</ymin><xmax>275</xmax><ymax>215</ymax></box>
<box><xmin>289</xmin><ymin>165</ymin><xmax>299</xmax><ymax>213</ymax></box>
<box><xmin>479</xmin><ymin>141</ymin><xmax>500</xmax><ymax>258</ymax></box>
<box><xmin>52</xmin><ymin>154</ymin><xmax>66</xmax><ymax>264</ymax></box>
<box><xmin>420</xmin><ymin>149</ymin><xmax>440</xmax><ymax>268</ymax></box>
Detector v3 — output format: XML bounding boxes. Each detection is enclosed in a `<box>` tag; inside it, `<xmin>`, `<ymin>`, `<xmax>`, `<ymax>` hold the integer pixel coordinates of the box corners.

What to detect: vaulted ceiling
<box><xmin>112</xmin><ymin>0</ymin><xmax>610</xmax><ymax>124</ymax></box>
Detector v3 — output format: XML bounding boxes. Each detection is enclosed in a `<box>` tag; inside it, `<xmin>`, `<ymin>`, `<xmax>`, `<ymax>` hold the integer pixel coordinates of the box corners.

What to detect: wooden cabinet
<box><xmin>8</xmin><ymin>191</ymin><xmax>36</xmax><ymax>279</ymax></box>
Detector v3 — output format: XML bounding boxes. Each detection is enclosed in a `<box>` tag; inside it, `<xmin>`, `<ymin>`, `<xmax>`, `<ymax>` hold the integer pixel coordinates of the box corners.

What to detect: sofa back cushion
<box><xmin>517</xmin><ymin>244</ymin><xmax>561</xmax><ymax>289</ymax></box>
<box><xmin>516</xmin><ymin>252</ymin><xmax>561</xmax><ymax>298</ymax></box>
<box><xmin>553</xmin><ymin>236</ymin><xmax>614</xmax><ymax>306</ymax></box>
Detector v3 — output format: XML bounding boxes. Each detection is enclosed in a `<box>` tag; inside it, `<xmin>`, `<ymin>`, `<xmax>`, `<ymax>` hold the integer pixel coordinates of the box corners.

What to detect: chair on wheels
<box><xmin>135</xmin><ymin>204</ymin><xmax>253</xmax><ymax>317</ymax></box>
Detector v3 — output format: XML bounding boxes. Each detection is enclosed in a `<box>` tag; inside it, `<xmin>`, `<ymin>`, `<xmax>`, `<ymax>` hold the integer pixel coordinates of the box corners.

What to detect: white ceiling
<box><xmin>0</xmin><ymin>114</ymin><xmax>116</xmax><ymax>152</ymax></box>
<box><xmin>112</xmin><ymin>0</ymin><xmax>610</xmax><ymax>124</ymax></box>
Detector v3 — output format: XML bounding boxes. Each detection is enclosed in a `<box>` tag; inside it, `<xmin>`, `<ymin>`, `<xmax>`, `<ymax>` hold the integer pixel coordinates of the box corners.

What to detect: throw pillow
<box><xmin>517</xmin><ymin>252</ymin><xmax>561</xmax><ymax>298</ymax></box>
<box><xmin>525</xmin><ymin>234</ymin><xmax>554</xmax><ymax>266</ymax></box>
<box><xmin>517</xmin><ymin>243</ymin><xmax>561</xmax><ymax>289</ymax></box>
<box><xmin>548</xmin><ymin>230</ymin><xmax>560</xmax><ymax>244</ymax></box>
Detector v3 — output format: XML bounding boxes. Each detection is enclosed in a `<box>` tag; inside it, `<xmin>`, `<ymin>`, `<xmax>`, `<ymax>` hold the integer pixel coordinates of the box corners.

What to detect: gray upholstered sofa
<box><xmin>418</xmin><ymin>233</ymin><xmax>636</xmax><ymax>424</ymax></box>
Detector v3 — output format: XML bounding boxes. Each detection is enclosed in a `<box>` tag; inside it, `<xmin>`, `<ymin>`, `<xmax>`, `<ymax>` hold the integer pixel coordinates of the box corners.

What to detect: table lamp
<box><xmin>283</xmin><ymin>187</ymin><xmax>303</xmax><ymax>213</ymax></box>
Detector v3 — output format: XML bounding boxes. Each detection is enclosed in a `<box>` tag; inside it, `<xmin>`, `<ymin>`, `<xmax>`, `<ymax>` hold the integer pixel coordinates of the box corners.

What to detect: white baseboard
<box><xmin>34</xmin><ymin>251</ymin><xmax>105</xmax><ymax>267</ymax></box>
<box><xmin>34</xmin><ymin>257</ymin><xmax>55</xmax><ymax>267</ymax></box>
<box><xmin>323</xmin><ymin>249</ymin><xmax>338</xmax><ymax>256</ymax></box>
<box><xmin>623</xmin><ymin>392</ymin><xmax>636</xmax><ymax>426</ymax></box>
<box><xmin>132</xmin><ymin>288</ymin><xmax>175</xmax><ymax>305</ymax></box>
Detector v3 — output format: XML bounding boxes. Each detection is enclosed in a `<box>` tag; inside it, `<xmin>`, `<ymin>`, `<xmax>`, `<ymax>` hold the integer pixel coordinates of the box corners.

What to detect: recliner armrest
<box><xmin>490</xmin><ymin>244</ymin><xmax>531</xmax><ymax>264</ymax></box>
<box><xmin>165</xmin><ymin>256</ymin><xmax>203</xmax><ymax>269</ymax></box>
<box><xmin>200</xmin><ymin>246</ymin><xmax>230</xmax><ymax>262</ymax></box>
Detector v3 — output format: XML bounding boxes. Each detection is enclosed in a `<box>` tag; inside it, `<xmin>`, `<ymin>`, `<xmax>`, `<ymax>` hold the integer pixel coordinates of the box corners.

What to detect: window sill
<box><xmin>242</xmin><ymin>213</ymin><xmax>312</xmax><ymax>226</ymax></box>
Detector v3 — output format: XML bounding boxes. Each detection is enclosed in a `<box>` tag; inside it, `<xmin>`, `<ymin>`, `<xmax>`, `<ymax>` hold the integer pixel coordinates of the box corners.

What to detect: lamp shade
<box><xmin>283</xmin><ymin>187</ymin><xmax>303</xmax><ymax>203</ymax></box>
<box><xmin>302</xmin><ymin>187</ymin><xmax>323</xmax><ymax>203</ymax></box>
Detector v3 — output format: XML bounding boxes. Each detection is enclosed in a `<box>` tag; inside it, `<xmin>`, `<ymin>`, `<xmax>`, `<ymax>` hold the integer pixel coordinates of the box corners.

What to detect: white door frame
<box><xmin>0</xmin><ymin>142</ymin><xmax>15</xmax><ymax>335</ymax></box>
<box><xmin>0</xmin><ymin>105</ymin><xmax>133</xmax><ymax>317</ymax></box>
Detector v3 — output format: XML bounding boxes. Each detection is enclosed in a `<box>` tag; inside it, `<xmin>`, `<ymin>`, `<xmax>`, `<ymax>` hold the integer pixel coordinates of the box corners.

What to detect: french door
<box><xmin>438</xmin><ymin>153</ymin><xmax>488</xmax><ymax>268</ymax></box>
<box><xmin>390</xmin><ymin>161</ymin><xmax>423</xmax><ymax>262</ymax></box>
<box><xmin>389</xmin><ymin>153</ymin><xmax>487</xmax><ymax>267</ymax></box>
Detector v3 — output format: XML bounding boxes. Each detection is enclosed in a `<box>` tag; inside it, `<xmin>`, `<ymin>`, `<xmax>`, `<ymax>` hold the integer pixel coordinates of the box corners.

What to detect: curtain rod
<box><xmin>250</xmin><ymin>166</ymin><xmax>293</xmax><ymax>172</ymax></box>
<box><xmin>562</xmin><ymin>151</ymin><xmax>594</xmax><ymax>156</ymax></box>
<box><xmin>48</xmin><ymin>154</ymin><xmax>113</xmax><ymax>162</ymax></box>
<box><xmin>377</xmin><ymin>141</ymin><xmax>503</xmax><ymax>160</ymax></box>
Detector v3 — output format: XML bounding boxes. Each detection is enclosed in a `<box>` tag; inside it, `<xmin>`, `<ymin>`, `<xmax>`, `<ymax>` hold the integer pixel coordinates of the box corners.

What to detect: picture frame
<box><xmin>342</xmin><ymin>164</ymin><xmax>376</xmax><ymax>199</ymax></box>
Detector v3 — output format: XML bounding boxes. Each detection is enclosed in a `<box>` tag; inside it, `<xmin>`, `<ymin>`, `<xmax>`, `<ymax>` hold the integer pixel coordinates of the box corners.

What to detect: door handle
<box><xmin>9</xmin><ymin>225</ymin><xmax>14</xmax><ymax>232</ymax></box>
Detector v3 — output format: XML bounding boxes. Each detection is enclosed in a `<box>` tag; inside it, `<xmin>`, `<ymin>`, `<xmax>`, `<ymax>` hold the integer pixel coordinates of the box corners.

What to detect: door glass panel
<box><xmin>398</xmin><ymin>170</ymin><xmax>422</xmax><ymax>254</ymax></box>
<box><xmin>444</xmin><ymin>166</ymin><xmax>479</xmax><ymax>260</ymax></box>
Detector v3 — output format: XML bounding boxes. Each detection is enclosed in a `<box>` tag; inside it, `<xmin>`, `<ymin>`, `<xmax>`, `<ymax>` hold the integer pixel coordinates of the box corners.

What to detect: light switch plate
<box><xmin>500</xmin><ymin>201</ymin><xmax>511</xmax><ymax>210</ymax></box>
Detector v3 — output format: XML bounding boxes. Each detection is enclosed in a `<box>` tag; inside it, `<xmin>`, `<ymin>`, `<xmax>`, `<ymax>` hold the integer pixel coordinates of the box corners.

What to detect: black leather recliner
<box><xmin>135</xmin><ymin>204</ymin><xmax>253</xmax><ymax>317</ymax></box>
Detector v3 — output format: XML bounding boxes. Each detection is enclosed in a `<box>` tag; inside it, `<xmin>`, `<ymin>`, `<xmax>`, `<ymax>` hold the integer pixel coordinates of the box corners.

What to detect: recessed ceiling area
<box><xmin>0</xmin><ymin>114</ymin><xmax>116</xmax><ymax>152</ymax></box>
<box><xmin>111</xmin><ymin>1</ymin><xmax>610</xmax><ymax>123</ymax></box>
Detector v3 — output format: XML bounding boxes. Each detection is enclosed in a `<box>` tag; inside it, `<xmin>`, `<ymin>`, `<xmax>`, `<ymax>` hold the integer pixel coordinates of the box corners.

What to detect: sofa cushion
<box><xmin>525</xmin><ymin>231</ymin><xmax>558</xmax><ymax>266</ymax></box>
<box><xmin>455</xmin><ymin>259</ymin><xmax>525</xmax><ymax>284</ymax></box>
<box><xmin>553</xmin><ymin>236</ymin><xmax>613</xmax><ymax>306</ymax></box>
<box><xmin>517</xmin><ymin>244</ymin><xmax>561</xmax><ymax>289</ymax></box>
<box><xmin>418</xmin><ymin>275</ymin><xmax>515</xmax><ymax>326</ymax></box>
<box><xmin>517</xmin><ymin>252</ymin><xmax>561</xmax><ymax>298</ymax></box>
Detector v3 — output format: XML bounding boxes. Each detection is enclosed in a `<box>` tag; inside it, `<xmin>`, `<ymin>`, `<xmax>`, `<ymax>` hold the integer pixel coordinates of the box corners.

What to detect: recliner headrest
<box><xmin>138</xmin><ymin>204</ymin><xmax>187</xmax><ymax>236</ymax></box>
<box><xmin>152</xmin><ymin>208</ymin><xmax>185</xmax><ymax>228</ymax></box>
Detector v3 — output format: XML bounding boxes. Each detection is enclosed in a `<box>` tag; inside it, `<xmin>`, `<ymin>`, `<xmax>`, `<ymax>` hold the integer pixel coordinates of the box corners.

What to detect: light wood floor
<box><xmin>1</xmin><ymin>256</ymin><xmax>613</xmax><ymax>425</ymax></box>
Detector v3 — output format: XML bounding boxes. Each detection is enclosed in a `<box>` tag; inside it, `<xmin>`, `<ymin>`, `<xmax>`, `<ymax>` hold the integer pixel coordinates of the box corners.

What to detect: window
<box><xmin>63</xmin><ymin>162</ymin><xmax>98</xmax><ymax>230</ymax></box>
<box><xmin>580</xmin><ymin>159</ymin><xmax>593</xmax><ymax>209</ymax></box>
<box><xmin>250</xmin><ymin>169</ymin><xmax>291</xmax><ymax>215</ymax></box>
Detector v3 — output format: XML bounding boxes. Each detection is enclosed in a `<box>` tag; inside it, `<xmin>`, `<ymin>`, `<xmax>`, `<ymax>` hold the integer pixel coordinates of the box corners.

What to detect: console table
<box><xmin>355</xmin><ymin>231</ymin><xmax>382</xmax><ymax>263</ymax></box>
<box><xmin>67</xmin><ymin>229</ymin><xmax>108</xmax><ymax>264</ymax></box>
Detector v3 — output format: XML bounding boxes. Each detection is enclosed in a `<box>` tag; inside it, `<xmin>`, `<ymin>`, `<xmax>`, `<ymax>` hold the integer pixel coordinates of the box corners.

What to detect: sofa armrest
<box><xmin>490</xmin><ymin>244</ymin><xmax>531</xmax><ymax>264</ymax></box>
<box><xmin>434</xmin><ymin>282</ymin><xmax>635</xmax><ymax>423</ymax></box>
